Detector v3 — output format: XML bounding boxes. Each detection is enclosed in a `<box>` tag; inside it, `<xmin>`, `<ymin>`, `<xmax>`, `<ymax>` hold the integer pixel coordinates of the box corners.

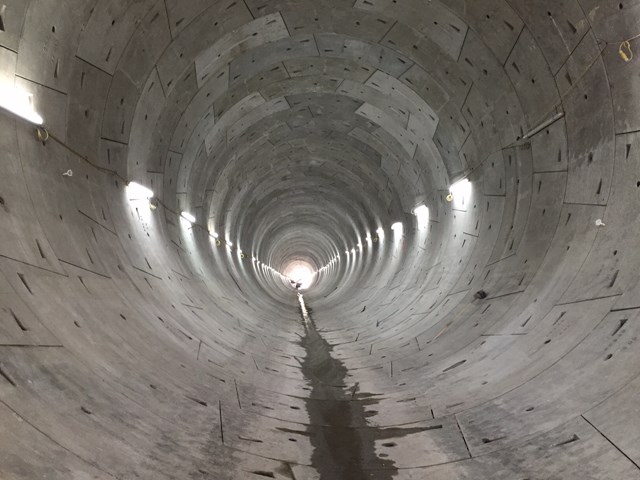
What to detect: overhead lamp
<box><xmin>181</xmin><ymin>211</ymin><xmax>196</xmax><ymax>224</ymax></box>
<box><xmin>413</xmin><ymin>204</ymin><xmax>429</xmax><ymax>220</ymax></box>
<box><xmin>226</xmin><ymin>240</ymin><xmax>233</xmax><ymax>248</ymax></box>
<box><xmin>448</xmin><ymin>178</ymin><xmax>471</xmax><ymax>202</ymax></box>
<box><xmin>414</xmin><ymin>204</ymin><xmax>430</xmax><ymax>228</ymax></box>
<box><xmin>0</xmin><ymin>85</ymin><xmax>44</xmax><ymax>125</ymax></box>
<box><xmin>126</xmin><ymin>182</ymin><xmax>154</xmax><ymax>200</ymax></box>
<box><xmin>351</xmin><ymin>248</ymin><xmax>356</xmax><ymax>255</ymax></box>
<box><xmin>210</xmin><ymin>231</ymin><xmax>219</xmax><ymax>239</ymax></box>
<box><xmin>391</xmin><ymin>222</ymin><xmax>403</xmax><ymax>232</ymax></box>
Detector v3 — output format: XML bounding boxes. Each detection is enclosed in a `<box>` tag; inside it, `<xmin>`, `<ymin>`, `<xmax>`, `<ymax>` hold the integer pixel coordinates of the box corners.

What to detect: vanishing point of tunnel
<box><xmin>1</xmin><ymin>1</ymin><xmax>640</xmax><ymax>479</ymax></box>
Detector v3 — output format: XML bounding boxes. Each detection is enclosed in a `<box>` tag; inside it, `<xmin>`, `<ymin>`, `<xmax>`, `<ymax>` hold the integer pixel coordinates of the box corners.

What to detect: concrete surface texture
<box><xmin>0</xmin><ymin>0</ymin><xmax>639</xmax><ymax>478</ymax></box>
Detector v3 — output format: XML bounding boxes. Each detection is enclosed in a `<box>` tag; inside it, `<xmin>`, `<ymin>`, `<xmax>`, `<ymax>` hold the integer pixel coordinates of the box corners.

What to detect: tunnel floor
<box><xmin>297</xmin><ymin>294</ymin><xmax>432</xmax><ymax>479</ymax></box>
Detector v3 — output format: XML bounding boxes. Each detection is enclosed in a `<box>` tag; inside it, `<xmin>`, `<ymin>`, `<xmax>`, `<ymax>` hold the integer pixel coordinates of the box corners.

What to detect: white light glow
<box><xmin>284</xmin><ymin>262</ymin><xmax>316</xmax><ymax>290</ymax></box>
<box><xmin>127</xmin><ymin>182</ymin><xmax>154</xmax><ymax>200</ymax></box>
<box><xmin>376</xmin><ymin>227</ymin><xmax>385</xmax><ymax>240</ymax></box>
<box><xmin>414</xmin><ymin>204</ymin><xmax>429</xmax><ymax>229</ymax></box>
<box><xmin>0</xmin><ymin>85</ymin><xmax>44</xmax><ymax>125</ymax></box>
<box><xmin>226</xmin><ymin>241</ymin><xmax>233</xmax><ymax>248</ymax></box>
<box><xmin>210</xmin><ymin>231</ymin><xmax>219</xmax><ymax>238</ymax></box>
<box><xmin>391</xmin><ymin>222</ymin><xmax>403</xmax><ymax>233</ymax></box>
<box><xmin>181</xmin><ymin>211</ymin><xmax>196</xmax><ymax>224</ymax></box>
<box><xmin>449</xmin><ymin>178</ymin><xmax>471</xmax><ymax>200</ymax></box>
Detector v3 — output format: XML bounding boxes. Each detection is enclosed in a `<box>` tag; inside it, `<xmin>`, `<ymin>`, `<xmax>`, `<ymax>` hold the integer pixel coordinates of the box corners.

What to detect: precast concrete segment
<box><xmin>0</xmin><ymin>0</ymin><xmax>640</xmax><ymax>479</ymax></box>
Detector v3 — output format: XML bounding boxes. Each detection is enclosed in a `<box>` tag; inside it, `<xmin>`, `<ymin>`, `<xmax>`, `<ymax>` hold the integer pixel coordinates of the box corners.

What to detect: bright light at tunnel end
<box><xmin>284</xmin><ymin>262</ymin><xmax>316</xmax><ymax>290</ymax></box>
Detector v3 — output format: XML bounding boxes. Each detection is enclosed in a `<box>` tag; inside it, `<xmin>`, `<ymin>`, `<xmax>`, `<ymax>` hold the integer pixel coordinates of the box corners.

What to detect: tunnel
<box><xmin>1</xmin><ymin>0</ymin><xmax>640</xmax><ymax>478</ymax></box>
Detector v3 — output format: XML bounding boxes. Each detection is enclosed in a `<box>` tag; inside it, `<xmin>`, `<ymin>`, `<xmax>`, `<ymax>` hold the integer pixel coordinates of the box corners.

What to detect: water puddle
<box><xmin>297</xmin><ymin>293</ymin><xmax>425</xmax><ymax>479</ymax></box>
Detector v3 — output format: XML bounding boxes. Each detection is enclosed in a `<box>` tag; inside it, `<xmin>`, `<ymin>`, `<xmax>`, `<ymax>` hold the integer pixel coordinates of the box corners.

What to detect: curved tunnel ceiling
<box><xmin>1</xmin><ymin>0</ymin><xmax>640</xmax><ymax>478</ymax></box>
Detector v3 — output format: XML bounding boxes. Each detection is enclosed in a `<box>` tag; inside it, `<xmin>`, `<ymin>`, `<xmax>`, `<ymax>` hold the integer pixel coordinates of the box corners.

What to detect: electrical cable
<box><xmin>40</xmin><ymin>127</ymin><xmax>221</xmax><ymax>241</ymax></box>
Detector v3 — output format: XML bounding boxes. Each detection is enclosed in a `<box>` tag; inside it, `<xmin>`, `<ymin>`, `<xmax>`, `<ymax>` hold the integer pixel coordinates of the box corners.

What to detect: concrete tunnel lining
<box><xmin>1</xmin><ymin>0</ymin><xmax>640</xmax><ymax>478</ymax></box>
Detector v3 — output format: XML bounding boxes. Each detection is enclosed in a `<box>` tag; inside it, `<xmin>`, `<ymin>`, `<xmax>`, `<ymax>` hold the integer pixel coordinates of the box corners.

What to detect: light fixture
<box><xmin>391</xmin><ymin>222</ymin><xmax>403</xmax><ymax>232</ymax></box>
<box><xmin>351</xmin><ymin>248</ymin><xmax>356</xmax><ymax>254</ymax></box>
<box><xmin>181</xmin><ymin>211</ymin><xmax>196</xmax><ymax>224</ymax></box>
<box><xmin>414</xmin><ymin>204</ymin><xmax>428</xmax><ymax>220</ymax></box>
<box><xmin>226</xmin><ymin>240</ymin><xmax>233</xmax><ymax>248</ymax></box>
<box><xmin>414</xmin><ymin>204</ymin><xmax>429</xmax><ymax>228</ymax></box>
<box><xmin>126</xmin><ymin>182</ymin><xmax>154</xmax><ymax>200</ymax></box>
<box><xmin>449</xmin><ymin>178</ymin><xmax>471</xmax><ymax>202</ymax></box>
<box><xmin>0</xmin><ymin>85</ymin><xmax>44</xmax><ymax>125</ymax></box>
<box><xmin>210</xmin><ymin>231</ymin><xmax>219</xmax><ymax>239</ymax></box>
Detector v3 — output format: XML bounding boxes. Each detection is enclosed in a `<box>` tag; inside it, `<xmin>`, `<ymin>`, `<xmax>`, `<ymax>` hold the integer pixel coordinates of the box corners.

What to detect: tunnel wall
<box><xmin>1</xmin><ymin>0</ymin><xmax>640</xmax><ymax>479</ymax></box>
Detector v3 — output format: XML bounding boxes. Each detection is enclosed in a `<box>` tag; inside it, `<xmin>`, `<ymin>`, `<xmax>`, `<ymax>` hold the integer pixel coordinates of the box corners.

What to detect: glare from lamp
<box><xmin>127</xmin><ymin>182</ymin><xmax>154</xmax><ymax>200</ymax></box>
<box><xmin>0</xmin><ymin>85</ymin><xmax>44</xmax><ymax>125</ymax></box>
<box><xmin>414</xmin><ymin>204</ymin><xmax>429</xmax><ymax>228</ymax></box>
<box><xmin>181</xmin><ymin>211</ymin><xmax>196</xmax><ymax>224</ymax></box>
<box><xmin>391</xmin><ymin>222</ymin><xmax>403</xmax><ymax>233</ymax></box>
<box><xmin>449</xmin><ymin>178</ymin><xmax>471</xmax><ymax>201</ymax></box>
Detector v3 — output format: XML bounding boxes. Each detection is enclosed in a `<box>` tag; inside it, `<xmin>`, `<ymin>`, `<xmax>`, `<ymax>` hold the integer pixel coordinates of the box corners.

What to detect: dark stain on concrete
<box><xmin>297</xmin><ymin>294</ymin><xmax>426</xmax><ymax>479</ymax></box>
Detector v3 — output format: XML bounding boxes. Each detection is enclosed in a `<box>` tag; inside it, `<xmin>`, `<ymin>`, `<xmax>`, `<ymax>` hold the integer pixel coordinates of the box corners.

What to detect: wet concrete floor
<box><xmin>297</xmin><ymin>293</ymin><xmax>426</xmax><ymax>479</ymax></box>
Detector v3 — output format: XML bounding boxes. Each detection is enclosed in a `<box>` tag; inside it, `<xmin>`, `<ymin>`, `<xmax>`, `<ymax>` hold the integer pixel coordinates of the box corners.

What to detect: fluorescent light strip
<box><xmin>181</xmin><ymin>211</ymin><xmax>196</xmax><ymax>223</ymax></box>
